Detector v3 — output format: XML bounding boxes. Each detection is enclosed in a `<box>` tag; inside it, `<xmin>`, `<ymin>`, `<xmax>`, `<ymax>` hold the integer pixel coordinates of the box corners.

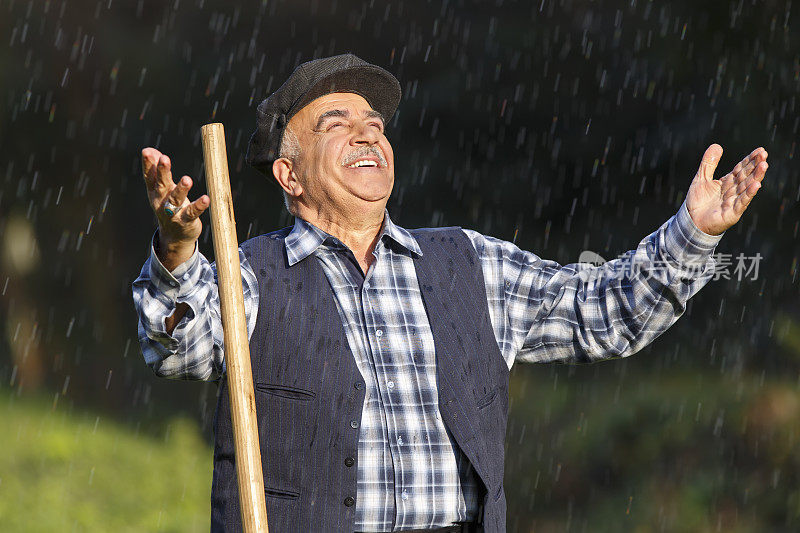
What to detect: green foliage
<box><xmin>505</xmin><ymin>368</ymin><xmax>800</xmax><ymax>532</ymax></box>
<box><xmin>0</xmin><ymin>389</ymin><xmax>212</xmax><ymax>532</ymax></box>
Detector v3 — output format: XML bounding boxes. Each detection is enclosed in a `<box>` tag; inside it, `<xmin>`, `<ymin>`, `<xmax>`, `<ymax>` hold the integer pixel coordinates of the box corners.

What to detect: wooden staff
<box><xmin>201</xmin><ymin>122</ymin><xmax>269</xmax><ymax>533</ymax></box>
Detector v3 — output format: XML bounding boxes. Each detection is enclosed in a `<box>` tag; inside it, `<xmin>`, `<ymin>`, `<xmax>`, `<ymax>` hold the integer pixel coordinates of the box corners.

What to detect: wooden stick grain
<box><xmin>201</xmin><ymin>123</ymin><xmax>268</xmax><ymax>533</ymax></box>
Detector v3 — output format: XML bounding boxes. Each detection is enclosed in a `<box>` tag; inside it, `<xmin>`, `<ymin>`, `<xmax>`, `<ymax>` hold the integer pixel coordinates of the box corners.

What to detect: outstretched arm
<box><xmin>132</xmin><ymin>147</ymin><xmax>259</xmax><ymax>381</ymax></box>
<box><xmin>467</xmin><ymin>145</ymin><xmax>768</xmax><ymax>368</ymax></box>
<box><xmin>139</xmin><ymin>148</ymin><xmax>210</xmax><ymax>332</ymax></box>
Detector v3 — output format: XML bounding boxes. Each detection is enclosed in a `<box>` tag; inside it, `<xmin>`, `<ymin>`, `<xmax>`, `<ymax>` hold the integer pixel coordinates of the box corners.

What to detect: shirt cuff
<box><xmin>147</xmin><ymin>231</ymin><xmax>201</xmax><ymax>300</ymax></box>
<box><xmin>662</xmin><ymin>200</ymin><xmax>724</xmax><ymax>266</ymax></box>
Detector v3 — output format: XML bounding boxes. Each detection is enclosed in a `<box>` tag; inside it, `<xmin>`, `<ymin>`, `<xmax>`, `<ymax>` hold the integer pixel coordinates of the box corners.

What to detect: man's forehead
<box><xmin>296</xmin><ymin>92</ymin><xmax>376</xmax><ymax>121</ymax></box>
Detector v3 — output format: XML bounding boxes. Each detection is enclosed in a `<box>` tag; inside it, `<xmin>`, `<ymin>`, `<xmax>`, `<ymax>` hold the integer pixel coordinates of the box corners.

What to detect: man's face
<box><xmin>281</xmin><ymin>92</ymin><xmax>395</xmax><ymax>215</ymax></box>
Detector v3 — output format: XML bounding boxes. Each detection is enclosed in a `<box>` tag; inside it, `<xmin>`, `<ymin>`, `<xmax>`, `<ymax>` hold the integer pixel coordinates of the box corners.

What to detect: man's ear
<box><xmin>272</xmin><ymin>158</ymin><xmax>303</xmax><ymax>198</ymax></box>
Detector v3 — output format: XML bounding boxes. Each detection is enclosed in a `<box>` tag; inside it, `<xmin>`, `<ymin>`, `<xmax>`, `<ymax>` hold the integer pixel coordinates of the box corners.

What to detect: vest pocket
<box><xmin>255</xmin><ymin>383</ymin><xmax>316</xmax><ymax>401</ymax></box>
<box><xmin>476</xmin><ymin>387</ymin><xmax>498</xmax><ymax>409</ymax></box>
<box><xmin>263</xmin><ymin>486</ymin><xmax>301</xmax><ymax>532</ymax></box>
<box><xmin>265</xmin><ymin>486</ymin><xmax>300</xmax><ymax>500</ymax></box>
<box><xmin>493</xmin><ymin>484</ymin><xmax>504</xmax><ymax>502</ymax></box>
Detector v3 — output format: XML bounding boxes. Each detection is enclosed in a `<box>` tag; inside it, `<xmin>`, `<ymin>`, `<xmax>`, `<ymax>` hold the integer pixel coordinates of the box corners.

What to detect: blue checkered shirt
<box><xmin>132</xmin><ymin>200</ymin><xmax>722</xmax><ymax>531</ymax></box>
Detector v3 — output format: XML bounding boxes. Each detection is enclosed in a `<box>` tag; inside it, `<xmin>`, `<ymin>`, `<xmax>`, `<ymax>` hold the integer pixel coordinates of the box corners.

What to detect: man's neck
<box><xmin>296</xmin><ymin>205</ymin><xmax>385</xmax><ymax>275</ymax></box>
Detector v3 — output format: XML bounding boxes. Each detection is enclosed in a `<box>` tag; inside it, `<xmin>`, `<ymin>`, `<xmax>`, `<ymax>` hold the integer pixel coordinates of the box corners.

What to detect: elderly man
<box><xmin>132</xmin><ymin>54</ymin><xmax>768</xmax><ymax>533</ymax></box>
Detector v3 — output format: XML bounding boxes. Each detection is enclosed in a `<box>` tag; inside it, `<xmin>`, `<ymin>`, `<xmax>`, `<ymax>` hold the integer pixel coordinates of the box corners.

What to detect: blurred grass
<box><xmin>0</xmin><ymin>388</ymin><xmax>212</xmax><ymax>532</ymax></box>
<box><xmin>2</xmin><ymin>368</ymin><xmax>799</xmax><ymax>532</ymax></box>
<box><xmin>505</xmin><ymin>367</ymin><xmax>800</xmax><ymax>532</ymax></box>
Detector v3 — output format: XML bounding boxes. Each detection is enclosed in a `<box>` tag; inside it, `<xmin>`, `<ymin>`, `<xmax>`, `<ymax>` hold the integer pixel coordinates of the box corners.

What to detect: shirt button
<box><xmin>354</xmin><ymin>381</ymin><xmax>364</xmax><ymax>390</ymax></box>
<box><xmin>375</xmin><ymin>329</ymin><xmax>383</xmax><ymax>337</ymax></box>
<box><xmin>169</xmin><ymin>281</ymin><xmax>178</xmax><ymax>287</ymax></box>
<box><xmin>182</xmin><ymin>273</ymin><xmax>189</xmax><ymax>281</ymax></box>
<box><xmin>344</xmin><ymin>496</ymin><xmax>356</xmax><ymax>507</ymax></box>
<box><xmin>387</xmin><ymin>380</ymin><xmax>395</xmax><ymax>390</ymax></box>
<box><xmin>401</xmin><ymin>490</ymin><xmax>409</xmax><ymax>501</ymax></box>
<box><xmin>397</xmin><ymin>436</ymin><xmax>403</xmax><ymax>445</ymax></box>
<box><xmin>344</xmin><ymin>457</ymin><xmax>355</xmax><ymax>467</ymax></box>
<box><xmin>350</xmin><ymin>419</ymin><xmax>359</xmax><ymax>429</ymax></box>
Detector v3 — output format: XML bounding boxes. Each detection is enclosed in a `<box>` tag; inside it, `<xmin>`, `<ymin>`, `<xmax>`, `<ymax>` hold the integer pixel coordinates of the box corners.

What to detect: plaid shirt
<box><xmin>133</xmin><ymin>200</ymin><xmax>722</xmax><ymax>531</ymax></box>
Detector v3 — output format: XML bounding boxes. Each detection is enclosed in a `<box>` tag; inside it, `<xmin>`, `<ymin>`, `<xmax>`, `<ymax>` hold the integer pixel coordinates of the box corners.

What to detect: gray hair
<box><xmin>278</xmin><ymin>127</ymin><xmax>301</xmax><ymax>214</ymax></box>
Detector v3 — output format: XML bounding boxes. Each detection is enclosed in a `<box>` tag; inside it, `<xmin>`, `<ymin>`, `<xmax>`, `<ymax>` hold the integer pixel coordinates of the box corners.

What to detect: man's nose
<box><xmin>351</xmin><ymin>120</ymin><xmax>380</xmax><ymax>145</ymax></box>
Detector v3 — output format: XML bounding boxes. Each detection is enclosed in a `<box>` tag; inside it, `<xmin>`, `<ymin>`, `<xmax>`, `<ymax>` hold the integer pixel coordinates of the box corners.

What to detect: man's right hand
<box><xmin>141</xmin><ymin>147</ymin><xmax>210</xmax><ymax>271</ymax></box>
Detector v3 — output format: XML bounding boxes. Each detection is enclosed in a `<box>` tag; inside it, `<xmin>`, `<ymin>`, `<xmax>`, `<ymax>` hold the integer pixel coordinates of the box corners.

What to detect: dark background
<box><xmin>2</xmin><ymin>0</ymin><xmax>799</xmax><ymax>530</ymax></box>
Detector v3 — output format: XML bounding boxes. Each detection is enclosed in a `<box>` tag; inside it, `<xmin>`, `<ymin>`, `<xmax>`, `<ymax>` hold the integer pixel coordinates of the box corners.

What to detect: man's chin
<box><xmin>348</xmin><ymin>183</ymin><xmax>393</xmax><ymax>204</ymax></box>
<box><xmin>353</xmin><ymin>193</ymin><xmax>392</xmax><ymax>205</ymax></box>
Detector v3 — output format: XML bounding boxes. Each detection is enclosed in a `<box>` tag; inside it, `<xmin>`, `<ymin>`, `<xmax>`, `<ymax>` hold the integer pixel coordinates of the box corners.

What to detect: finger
<box><xmin>750</xmin><ymin>146</ymin><xmax>767</xmax><ymax>160</ymax></box>
<box><xmin>733</xmin><ymin>162</ymin><xmax>767</xmax><ymax>215</ymax></box>
<box><xmin>141</xmin><ymin>147</ymin><xmax>162</xmax><ymax>188</ymax></box>
<box><xmin>167</xmin><ymin>176</ymin><xmax>193</xmax><ymax>208</ymax></box>
<box><xmin>733</xmin><ymin>162</ymin><xmax>758</xmax><ymax>192</ymax></box>
<box><xmin>745</xmin><ymin>150</ymin><xmax>767</xmax><ymax>170</ymax></box>
<box><xmin>736</xmin><ymin>161</ymin><xmax>768</xmax><ymax>194</ymax></box>
<box><xmin>155</xmin><ymin>154</ymin><xmax>174</xmax><ymax>189</ymax></box>
<box><xmin>698</xmin><ymin>143</ymin><xmax>723</xmax><ymax>181</ymax></box>
<box><xmin>754</xmin><ymin>161</ymin><xmax>768</xmax><ymax>184</ymax></box>
<box><xmin>726</xmin><ymin>149</ymin><xmax>767</xmax><ymax>194</ymax></box>
<box><xmin>731</xmin><ymin>149</ymin><xmax>757</xmax><ymax>174</ymax></box>
<box><xmin>732</xmin><ymin>151</ymin><xmax>758</xmax><ymax>175</ymax></box>
<box><xmin>741</xmin><ymin>158</ymin><xmax>759</xmax><ymax>176</ymax></box>
<box><xmin>181</xmin><ymin>195</ymin><xmax>210</xmax><ymax>222</ymax></box>
<box><xmin>733</xmin><ymin>180</ymin><xmax>761</xmax><ymax>215</ymax></box>
<box><xmin>737</xmin><ymin>147</ymin><xmax>767</xmax><ymax>170</ymax></box>
<box><xmin>731</xmin><ymin>154</ymin><xmax>765</xmax><ymax>185</ymax></box>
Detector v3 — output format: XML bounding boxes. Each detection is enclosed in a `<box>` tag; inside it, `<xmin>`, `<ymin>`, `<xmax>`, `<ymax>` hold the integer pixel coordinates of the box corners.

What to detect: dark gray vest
<box><xmin>210</xmin><ymin>227</ymin><xmax>510</xmax><ymax>532</ymax></box>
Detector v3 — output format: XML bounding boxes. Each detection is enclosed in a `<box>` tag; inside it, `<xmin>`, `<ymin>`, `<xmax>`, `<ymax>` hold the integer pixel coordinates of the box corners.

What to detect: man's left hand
<box><xmin>685</xmin><ymin>144</ymin><xmax>769</xmax><ymax>236</ymax></box>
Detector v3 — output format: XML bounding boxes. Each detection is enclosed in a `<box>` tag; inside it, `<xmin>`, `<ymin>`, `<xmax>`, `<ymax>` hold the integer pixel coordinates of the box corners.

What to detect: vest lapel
<box><xmin>411</xmin><ymin>230</ymin><xmax>499</xmax><ymax>490</ymax></box>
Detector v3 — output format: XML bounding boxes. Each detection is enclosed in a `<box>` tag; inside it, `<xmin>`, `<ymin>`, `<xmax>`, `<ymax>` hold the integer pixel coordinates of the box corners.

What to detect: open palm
<box><xmin>685</xmin><ymin>144</ymin><xmax>768</xmax><ymax>236</ymax></box>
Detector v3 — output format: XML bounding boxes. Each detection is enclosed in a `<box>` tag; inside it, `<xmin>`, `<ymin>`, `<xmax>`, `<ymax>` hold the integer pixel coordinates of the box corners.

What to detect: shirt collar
<box><xmin>284</xmin><ymin>210</ymin><xmax>422</xmax><ymax>266</ymax></box>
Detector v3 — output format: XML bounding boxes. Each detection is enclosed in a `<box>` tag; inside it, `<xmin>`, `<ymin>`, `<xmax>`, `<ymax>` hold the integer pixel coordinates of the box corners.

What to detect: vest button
<box><xmin>344</xmin><ymin>456</ymin><xmax>355</xmax><ymax>467</ymax></box>
<box><xmin>344</xmin><ymin>496</ymin><xmax>356</xmax><ymax>507</ymax></box>
<box><xmin>350</xmin><ymin>419</ymin><xmax>359</xmax><ymax>429</ymax></box>
<box><xmin>354</xmin><ymin>381</ymin><xmax>364</xmax><ymax>390</ymax></box>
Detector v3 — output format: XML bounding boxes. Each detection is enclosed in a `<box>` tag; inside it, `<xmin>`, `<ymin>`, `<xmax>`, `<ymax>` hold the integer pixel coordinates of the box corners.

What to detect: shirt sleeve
<box><xmin>131</xmin><ymin>231</ymin><xmax>260</xmax><ymax>381</ymax></box>
<box><xmin>463</xmin><ymin>199</ymin><xmax>724</xmax><ymax>369</ymax></box>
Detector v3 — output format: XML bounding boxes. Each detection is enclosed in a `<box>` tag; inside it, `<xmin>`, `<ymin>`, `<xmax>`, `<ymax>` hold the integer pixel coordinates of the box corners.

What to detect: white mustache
<box><xmin>341</xmin><ymin>146</ymin><xmax>387</xmax><ymax>167</ymax></box>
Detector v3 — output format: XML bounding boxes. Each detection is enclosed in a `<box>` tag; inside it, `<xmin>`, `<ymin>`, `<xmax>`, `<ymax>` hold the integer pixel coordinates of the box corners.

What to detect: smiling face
<box><xmin>272</xmin><ymin>92</ymin><xmax>395</xmax><ymax>221</ymax></box>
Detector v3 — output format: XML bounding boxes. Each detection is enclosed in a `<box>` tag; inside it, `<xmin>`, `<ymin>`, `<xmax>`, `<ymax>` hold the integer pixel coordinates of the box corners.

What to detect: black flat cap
<box><xmin>245</xmin><ymin>53</ymin><xmax>401</xmax><ymax>177</ymax></box>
